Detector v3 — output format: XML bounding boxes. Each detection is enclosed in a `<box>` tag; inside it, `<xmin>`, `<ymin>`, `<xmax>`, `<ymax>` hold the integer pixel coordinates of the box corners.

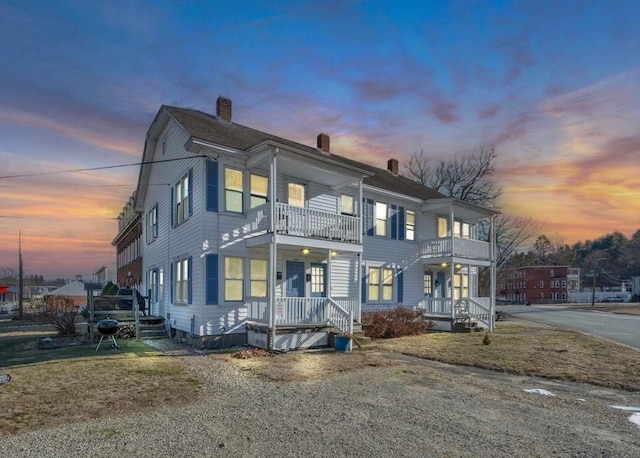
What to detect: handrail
<box><xmin>466</xmin><ymin>297</ymin><xmax>492</xmax><ymax>330</ymax></box>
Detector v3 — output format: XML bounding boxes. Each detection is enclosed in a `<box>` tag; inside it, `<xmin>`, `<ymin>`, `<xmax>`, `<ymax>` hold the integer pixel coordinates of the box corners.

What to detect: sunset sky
<box><xmin>1</xmin><ymin>0</ymin><xmax>639</xmax><ymax>280</ymax></box>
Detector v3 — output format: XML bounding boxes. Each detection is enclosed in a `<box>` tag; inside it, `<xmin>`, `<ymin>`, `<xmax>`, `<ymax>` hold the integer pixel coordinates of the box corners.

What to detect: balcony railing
<box><xmin>420</xmin><ymin>236</ymin><xmax>490</xmax><ymax>261</ymax></box>
<box><xmin>245</xmin><ymin>202</ymin><xmax>361</xmax><ymax>244</ymax></box>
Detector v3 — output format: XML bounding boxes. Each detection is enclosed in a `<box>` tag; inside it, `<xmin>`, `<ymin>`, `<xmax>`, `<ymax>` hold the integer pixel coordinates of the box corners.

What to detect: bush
<box><xmin>362</xmin><ymin>307</ymin><xmax>433</xmax><ymax>339</ymax></box>
<box><xmin>32</xmin><ymin>295</ymin><xmax>78</xmax><ymax>336</ymax></box>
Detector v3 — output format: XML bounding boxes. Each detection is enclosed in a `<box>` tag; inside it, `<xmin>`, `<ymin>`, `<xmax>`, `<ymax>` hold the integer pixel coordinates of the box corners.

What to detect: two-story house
<box><xmin>132</xmin><ymin>97</ymin><xmax>497</xmax><ymax>350</ymax></box>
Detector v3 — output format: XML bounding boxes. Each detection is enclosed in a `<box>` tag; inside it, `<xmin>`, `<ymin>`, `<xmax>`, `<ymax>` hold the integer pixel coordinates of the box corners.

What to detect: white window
<box><xmin>341</xmin><ymin>194</ymin><xmax>355</xmax><ymax>215</ymax></box>
<box><xmin>174</xmin><ymin>173</ymin><xmax>190</xmax><ymax>225</ymax></box>
<box><xmin>406</xmin><ymin>210</ymin><xmax>415</xmax><ymax>241</ymax></box>
<box><xmin>539</xmin><ymin>280</ymin><xmax>544</xmax><ymax>288</ymax></box>
<box><xmin>149</xmin><ymin>269</ymin><xmax>158</xmax><ymax>303</ymax></box>
<box><xmin>224</xmin><ymin>257</ymin><xmax>244</xmax><ymax>301</ymax></box>
<box><xmin>375</xmin><ymin>202</ymin><xmax>387</xmax><ymax>236</ymax></box>
<box><xmin>561</xmin><ymin>280</ymin><xmax>566</xmax><ymax>288</ymax></box>
<box><xmin>368</xmin><ymin>266</ymin><xmax>393</xmax><ymax>301</ymax></box>
<box><xmin>540</xmin><ymin>292</ymin><xmax>544</xmax><ymax>299</ymax></box>
<box><xmin>439</xmin><ymin>216</ymin><xmax>470</xmax><ymax>238</ymax></box>
<box><xmin>174</xmin><ymin>258</ymin><xmax>188</xmax><ymax>304</ymax></box>
<box><xmin>147</xmin><ymin>204</ymin><xmax>158</xmax><ymax>243</ymax></box>
<box><xmin>250</xmin><ymin>259</ymin><xmax>267</xmax><ymax>297</ymax></box>
<box><xmin>555</xmin><ymin>280</ymin><xmax>560</xmax><ymax>288</ymax></box>
<box><xmin>453</xmin><ymin>274</ymin><xmax>469</xmax><ymax>300</ymax></box>
<box><xmin>561</xmin><ymin>293</ymin><xmax>566</xmax><ymax>300</ymax></box>
<box><xmin>225</xmin><ymin>168</ymin><xmax>244</xmax><ymax>213</ymax></box>
<box><xmin>288</xmin><ymin>182</ymin><xmax>305</xmax><ymax>207</ymax></box>
<box><xmin>250</xmin><ymin>174</ymin><xmax>268</xmax><ymax>209</ymax></box>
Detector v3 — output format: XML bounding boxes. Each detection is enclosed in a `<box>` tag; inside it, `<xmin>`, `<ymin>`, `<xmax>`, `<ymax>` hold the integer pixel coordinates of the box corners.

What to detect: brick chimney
<box><xmin>216</xmin><ymin>96</ymin><xmax>232</xmax><ymax>122</ymax></box>
<box><xmin>387</xmin><ymin>158</ymin><xmax>399</xmax><ymax>175</ymax></box>
<box><xmin>317</xmin><ymin>133</ymin><xmax>330</xmax><ymax>153</ymax></box>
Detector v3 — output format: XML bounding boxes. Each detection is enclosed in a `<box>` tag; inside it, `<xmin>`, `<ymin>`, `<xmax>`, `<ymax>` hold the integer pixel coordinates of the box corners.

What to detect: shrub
<box><xmin>362</xmin><ymin>306</ymin><xmax>433</xmax><ymax>339</ymax></box>
<box><xmin>32</xmin><ymin>295</ymin><xmax>78</xmax><ymax>336</ymax></box>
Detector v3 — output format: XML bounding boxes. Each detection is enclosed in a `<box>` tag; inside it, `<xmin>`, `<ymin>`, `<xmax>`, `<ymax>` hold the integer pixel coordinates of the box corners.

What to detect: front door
<box><xmin>286</xmin><ymin>261</ymin><xmax>305</xmax><ymax>297</ymax></box>
<box><xmin>310</xmin><ymin>263</ymin><xmax>327</xmax><ymax>298</ymax></box>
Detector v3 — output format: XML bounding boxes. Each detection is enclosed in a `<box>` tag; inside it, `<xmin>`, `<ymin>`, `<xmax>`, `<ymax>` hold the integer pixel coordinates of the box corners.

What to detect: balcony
<box><xmin>420</xmin><ymin>236</ymin><xmax>490</xmax><ymax>262</ymax></box>
<box><xmin>246</xmin><ymin>202</ymin><xmax>361</xmax><ymax>244</ymax></box>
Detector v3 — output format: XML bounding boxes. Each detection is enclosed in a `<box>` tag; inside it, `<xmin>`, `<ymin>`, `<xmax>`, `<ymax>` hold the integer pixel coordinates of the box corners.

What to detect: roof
<box><xmin>162</xmin><ymin>106</ymin><xmax>447</xmax><ymax>202</ymax></box>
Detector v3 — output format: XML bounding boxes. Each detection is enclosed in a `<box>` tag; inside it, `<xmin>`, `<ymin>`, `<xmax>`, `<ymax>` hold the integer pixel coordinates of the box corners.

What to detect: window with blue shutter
<box><xmin>170</xmin><ymin>187</ymin><xmax>174</xmax><ymax>227</ymax></box>
<box><xmin>390</xmin><ymin>204</ymin><xmax>398</xmax><ymax>240</ymax></box>
<box><xmin>206</xmin><ymin>254</ymin><xmax>218</xmax><ymax>304</ymax></box>
<box><xmin>366</xmin><ymin>199</ymin><xmax>374</xmax><ymax>236</ymax></box>
<box><xmin>397</xmin><ymin>269</ymin><xmax>404</xmax><ymax>303</ymax></box>
<box><xmin>398</xmin><ymin>206</ymin><xmax>405</xmax><ymax>241</ymax></box>
<box><xmin>206</xmin><ymin>161</ymin><xmax>219</xmax><ymax>212</ymax></box>
<box><xmin>170</xmin><ymin>262</ymin><xmax>174</xmax><ymax>302</ymax></box>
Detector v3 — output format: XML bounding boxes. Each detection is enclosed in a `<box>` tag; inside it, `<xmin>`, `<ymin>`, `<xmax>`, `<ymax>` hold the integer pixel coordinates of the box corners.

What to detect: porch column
<box><xmin>268</xmin><ymin>151</ymin><xmax>278</xmax><ymax>350</ymax></box>
<box><xmin>358</xmin><ymin>180</ymin><xmax>363</xmax><ymax>243</ymax></box>
<box><xmin>450</xmin><ymin>261</ymin><xmax>455</xmax><ymax>322</ymax></box>
<box><xmin>490</xmin><ymin>214</ymin><xmax>497</xmax><ymax>331</ymax></box>
<box><xmin>357</xmin><ymin>253</ymin><xmax>362</xmax><ymax>322</ymax></box>
<box><xmin>449</xmin><ymin>202</ymin><xmax>455</xmax><ymax>256</ymax></box>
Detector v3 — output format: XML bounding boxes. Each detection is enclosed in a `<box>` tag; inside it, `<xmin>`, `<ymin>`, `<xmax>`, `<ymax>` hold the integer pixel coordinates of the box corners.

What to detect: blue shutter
<box><xmin>390</xmin><ymin>204</ymin><xmax>397</xmax><ymax>240</ymax></box>
<box><xmin>398</xmin><ymin>206</ymin><xmax>405</xmax><ymax>241</ymax></box>
<box><xmin>187</xmin><ymin>256</ymin><xmax>193</xmax><ymax>304</ymax></box>
<box><xmin>170</xmin><ymin>187</ymin><xmax>174</xmax><ymax>227</ymax></box>
<box><xmin>170</xmin><ymin>262</ymin><xmax>174</xmax><ymax>302</ymax></box>
<box><xmin>206</xmin><ymin>161</ymin><xmax>219</xmax><ymax>212</ymax></box>
<box><xmin>206</xmin><ymin>254</ymin><xmax>218</xmax><ymax>304</ymax></box>
<box><xmin>188</xmin><ymin>168</ymin><xmax>193</xmax><ymax>217</ymax></box>
<box><xmin>366</xmin><ymin>199</ymin><xmax>374</xmax><ymax>236</ymax></box>
<box><xmin>397</xmin><ymin>269</ymin><xmax>404</xmax><ymax>303</ymax></box>
<box><xmin>361</xmin><ymin>268</ymin><xmax>367</xmax><ymax>304</ymax></box>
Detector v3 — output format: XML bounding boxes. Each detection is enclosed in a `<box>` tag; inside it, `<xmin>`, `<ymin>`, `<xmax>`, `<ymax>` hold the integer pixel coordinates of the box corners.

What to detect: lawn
<box><xmin>0</xmin><ymin>331</ymin><xmax>200</xmax><ymax>437</ymax></box>
<box><xmin>375</xmin><ymin>319</ymin><xmax>640</xmax><ymax>391</ymax></box>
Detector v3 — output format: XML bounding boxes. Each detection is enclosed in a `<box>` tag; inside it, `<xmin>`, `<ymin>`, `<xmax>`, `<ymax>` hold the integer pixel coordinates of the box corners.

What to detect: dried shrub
<box><xmin>362</xmin><ymin>307</ymin><xmax>433</xmax><ymax>339</ymax></box>
<box><xmin>32</xmin><ymin>295</ymin><xmax>78</xmax><ymax>336</ymax></box>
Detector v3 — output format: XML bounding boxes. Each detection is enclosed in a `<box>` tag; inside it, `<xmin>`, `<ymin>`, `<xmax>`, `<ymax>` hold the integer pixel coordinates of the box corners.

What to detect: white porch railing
<box><xmin>420</xmin><ymin>236</ymin><xmax>490</xmax><ymax>260</ymax></box>
<box><xmin>247</xmin><ymin>296</ymin><xmax>357</xmax><ymax>331</ymax></box>
<box><xmin>275</xmin><ymin>203</ymin><xmax>360</xmax><ymax>243</ymax></box>
<box><xmin>419</xmin><ymin>296</ymin><xmax>493</xmax><ymax>330</ymax></box>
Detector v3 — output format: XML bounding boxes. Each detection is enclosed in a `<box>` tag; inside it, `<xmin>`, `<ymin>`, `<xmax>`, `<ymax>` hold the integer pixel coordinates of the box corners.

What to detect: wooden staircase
<box><xmin>138</xmin><ymin>316</ymin><xmax>168</xmax><ymax>339</ymax></box>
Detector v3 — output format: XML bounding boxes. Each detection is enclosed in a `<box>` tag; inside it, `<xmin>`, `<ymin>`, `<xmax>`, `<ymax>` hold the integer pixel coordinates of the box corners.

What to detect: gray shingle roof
<box><xmin>163</xmin><ymin>105</ymin><xmax>446</xmax><ymax>201</ymax></box>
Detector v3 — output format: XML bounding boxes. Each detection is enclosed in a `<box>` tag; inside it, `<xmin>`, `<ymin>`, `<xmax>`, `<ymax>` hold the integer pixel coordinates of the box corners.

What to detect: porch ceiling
<box><xmin>249</xmin><ymin>150</ymin><xmax>365</xmax><ymax>190</ymax></box>
<box><xmin>246</xmin><ymin>232</ymin><xmax>363</xmax><ymax>253</ymax></box>
<box><xmin>422</xmin><ymin>256</ymin><xmax>492</xmax><ymax>267</ymax></box>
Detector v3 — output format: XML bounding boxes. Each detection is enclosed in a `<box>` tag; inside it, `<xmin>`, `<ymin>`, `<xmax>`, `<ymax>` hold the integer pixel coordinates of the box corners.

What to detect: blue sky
<box><xmin>1</xmin><ymin>0</ymin><xmax>639</xmax><ymax>278</ymax></box>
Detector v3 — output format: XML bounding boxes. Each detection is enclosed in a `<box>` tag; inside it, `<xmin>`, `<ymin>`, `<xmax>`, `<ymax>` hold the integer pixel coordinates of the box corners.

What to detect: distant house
<box><xmin>46</xmin><ymin>279</ymin><xmax>91</xmax><ymax>309</ymax></box>
<box><xmin>126</xmin><ymin>96</ymin><xmax>497</xmax><ymax>350</ymax></box>
<box><xmin>501</xmin><ymin>266</ymin><xmax>581</xmax><ymax>303</ymax></box>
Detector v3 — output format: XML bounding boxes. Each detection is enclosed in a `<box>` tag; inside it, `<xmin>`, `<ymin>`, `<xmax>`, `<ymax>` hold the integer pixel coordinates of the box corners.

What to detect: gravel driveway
<box><xmin>1</xmin><ymin>347</ymin><xmax>639</xmax><ymax>457</ymax></box>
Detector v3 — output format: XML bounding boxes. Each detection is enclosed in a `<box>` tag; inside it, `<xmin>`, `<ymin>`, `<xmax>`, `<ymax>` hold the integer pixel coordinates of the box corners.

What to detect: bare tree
<box><xmin>405</xmin><ymin>146</ymin><xmax>502</xmax><ymax>209</ymax></box>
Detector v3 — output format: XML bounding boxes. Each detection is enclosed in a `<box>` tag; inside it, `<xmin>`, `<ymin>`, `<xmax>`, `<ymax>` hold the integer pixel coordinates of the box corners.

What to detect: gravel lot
<box><xmin>1</xmin><ymin>343</ymin><xmax>639</xmax><ymax>457</ymax></box>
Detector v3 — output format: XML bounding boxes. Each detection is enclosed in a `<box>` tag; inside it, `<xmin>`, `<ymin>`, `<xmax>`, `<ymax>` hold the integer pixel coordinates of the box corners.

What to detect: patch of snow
<box><xmin>577</xmin><ymin>398</ymin><xmax>586</xmax><ymax>402</ymax></box>
<box><xmin>629</xmin><ymin>413</ymin><xmax>640</xmax><ymax>428</ymax></box>
<box><xmin>524</xmin><ymin>389</ymin><xmax>555</xmax><ymax>396</ymax></box>
<box><xmin>609</xmin><ymin>406</ymin><xmax>640</xmax><ymax>411</ymax></box>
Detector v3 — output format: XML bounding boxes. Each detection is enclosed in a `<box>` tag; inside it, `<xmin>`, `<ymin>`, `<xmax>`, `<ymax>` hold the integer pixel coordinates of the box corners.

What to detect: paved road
<box><xmin>498</xmin><ymin>304</ymin><xmax>640</xmax><ymax>349</ymax></box>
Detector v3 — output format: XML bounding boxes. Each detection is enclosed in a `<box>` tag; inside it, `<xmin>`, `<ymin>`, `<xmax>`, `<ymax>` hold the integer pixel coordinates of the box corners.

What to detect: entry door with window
<box><xmin>286</xmin><ymin>261</ymin><xmax>305</xmax><ymax>297</ymax></box>
<box><xmin>310</xmin><ymin>263</ymin><xmax>327</xmax><ymax>298</ymax></box>
<box><xmin>423</xmin><ymin>271</ymin><xmax>433</xmax><ymax>298</ymax></box>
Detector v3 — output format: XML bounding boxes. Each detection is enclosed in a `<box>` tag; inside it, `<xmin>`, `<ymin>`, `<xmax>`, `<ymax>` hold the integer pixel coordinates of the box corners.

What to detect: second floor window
<box><xmin>174</xmin><ymin>172</ymin><xmax>191</xmax><ymax>225</ymax></box>
<box><xmin>288</xmin><ymin>182</ymin><xmax>305</xmax><ymax>207</ymax></box>
<box><xmin>147</xmin><ymin>204</ymin><xmax>158</xmax><ymax>243</ymax></box>
<box><xmin>341</xmin><ymin>194</ymin><xmax>355</xmax><ymax>215</ymax></box>
<box><xmin>438</xmin><ymin>216</ymin><xmax>470</xmax><ymax>238</ymax></box>
<box><xmin>250</xmin><ymin>174</ymin><xmax>268</xmax><ymax>209</ymax></box>
<box><xmin>406</xmin><ymin>210</ymin><xmax>415</xmax><ymax>241</ymax></box>
<box><xmin>375</xmin><ymin>202</ymin><xmax>387</xmax><ymax>236</ymax></box>
<box><xmin>225</xmin><ymin>168</ymin><xmax>244</xmax><ymax>213</ymax></box>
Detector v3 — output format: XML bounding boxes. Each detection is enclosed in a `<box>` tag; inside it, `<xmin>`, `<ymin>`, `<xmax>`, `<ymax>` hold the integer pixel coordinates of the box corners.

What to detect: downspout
<box><xmin>268</xmin><ymin>150</ymin><xmax>278</xmax><ymax>350</ymax></box>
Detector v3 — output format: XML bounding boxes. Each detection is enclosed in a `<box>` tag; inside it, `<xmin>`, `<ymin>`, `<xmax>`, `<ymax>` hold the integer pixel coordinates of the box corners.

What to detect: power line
<box><xmin>0</xmin><ymin>155</ymin><xmax>208</xmax><ymax>179</ymax></box>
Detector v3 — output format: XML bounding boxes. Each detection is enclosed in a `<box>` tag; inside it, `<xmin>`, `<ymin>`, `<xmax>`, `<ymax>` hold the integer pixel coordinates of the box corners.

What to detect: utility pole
<box><xmin>590</xmin><ymin>258</ymin><xmax>604</xmax><ymax>307</ymax></box>
<box><xmin>18</xmin><ymin>231</ymin><xmax>24</xmax><ymax>320</ymax></box>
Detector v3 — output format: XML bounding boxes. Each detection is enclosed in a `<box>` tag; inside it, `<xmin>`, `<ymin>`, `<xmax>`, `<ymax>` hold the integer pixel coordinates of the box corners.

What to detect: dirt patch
<box><xmin>38</xmin><ymin>334</ymin><xmax>92</xmax><ymax>349</ymax></box>
<box><xmin>224</xmin><ymin>350</ymin><xmax>398</xmax><ymax>382</ymax></box>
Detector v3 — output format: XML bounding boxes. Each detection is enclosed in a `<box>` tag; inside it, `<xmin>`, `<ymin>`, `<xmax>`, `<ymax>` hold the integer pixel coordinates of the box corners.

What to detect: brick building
<box><xmin>501</xmin><ymin>265</ymin><xmax>581</xmax><ymax>304</ymax></box>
